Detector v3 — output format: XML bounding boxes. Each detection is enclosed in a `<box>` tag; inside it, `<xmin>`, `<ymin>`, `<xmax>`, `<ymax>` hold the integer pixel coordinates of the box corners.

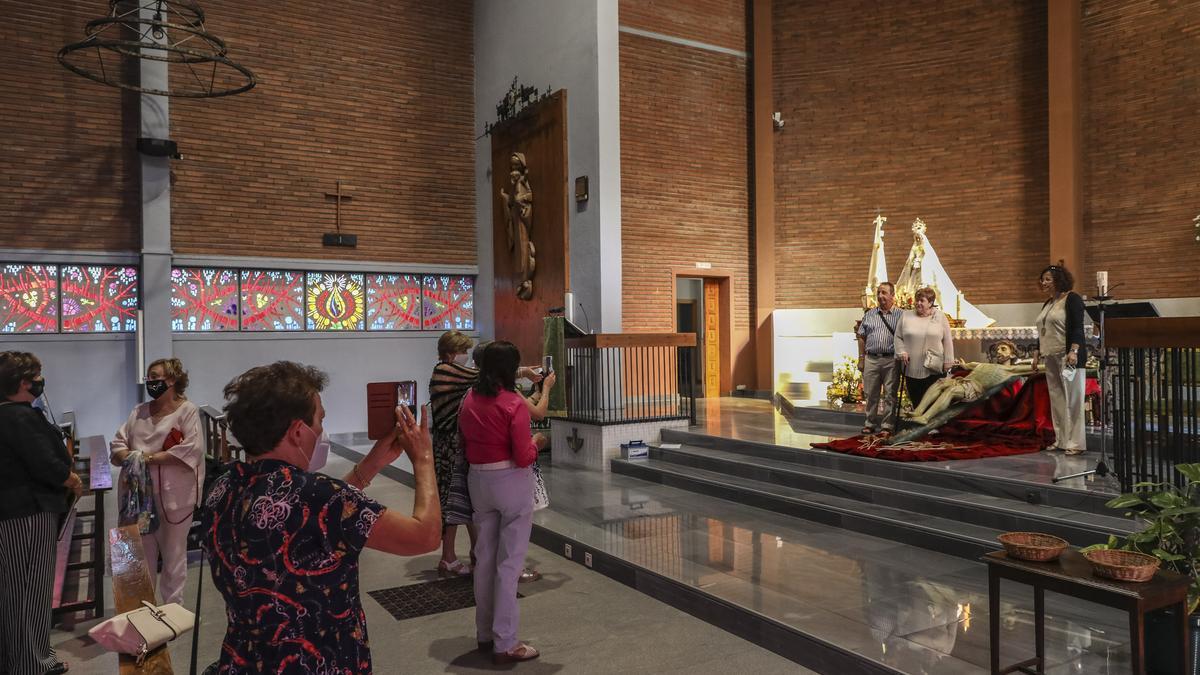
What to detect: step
<box><xmin>612</xmin><ymin>457</ymin><xmax>1016</xmax><ymax>561</ymax></box>
<box><xmin>646</xmin><ymin>444</ymin><xmax>1136</xmax><ymax>546</ymax></box>
<box><xmin>661</xmin><ymin>428</ymin><xmax>1123</xmax><ymax>518</ymax></box>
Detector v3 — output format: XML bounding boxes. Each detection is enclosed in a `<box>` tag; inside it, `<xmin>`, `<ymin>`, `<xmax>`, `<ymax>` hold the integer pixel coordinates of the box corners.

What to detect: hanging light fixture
<box><xmin>58</xmin><ymin>0</ymin><xmax>255</xmax><ymax>98</ymax></box>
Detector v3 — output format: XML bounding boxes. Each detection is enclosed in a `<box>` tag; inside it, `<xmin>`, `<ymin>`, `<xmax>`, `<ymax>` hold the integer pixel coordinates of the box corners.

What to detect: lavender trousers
<box><xmin>468</xmin><ymin>466</ymin><xmax>534</xmax><ymax>652</ymax></box>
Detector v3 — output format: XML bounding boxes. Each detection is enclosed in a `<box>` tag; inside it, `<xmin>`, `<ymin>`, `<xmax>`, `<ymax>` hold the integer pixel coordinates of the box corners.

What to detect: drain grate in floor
<box><xmin>368</xmin><ymin>577</ymin><xmax>523</xmax><ymax>621</ymax></box>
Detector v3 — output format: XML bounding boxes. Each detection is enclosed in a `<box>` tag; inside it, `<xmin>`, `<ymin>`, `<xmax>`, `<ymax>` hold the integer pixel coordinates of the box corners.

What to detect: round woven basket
<box><xmin>1084</xmin><ymin>549</ymin><xmax>1160</xmax><ymax>583</ymax></box>
<box><xmin>997</xmin><ymin>532</ymin><xmax>1068</xmax><ymax>562</ymax></box>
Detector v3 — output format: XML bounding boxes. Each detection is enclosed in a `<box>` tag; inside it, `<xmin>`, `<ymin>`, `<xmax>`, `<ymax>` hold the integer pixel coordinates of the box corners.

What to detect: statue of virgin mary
<box><xmin>894</xmin><ymin>218</ymin><xmax>995</xmax><ymax>328</ymax></box>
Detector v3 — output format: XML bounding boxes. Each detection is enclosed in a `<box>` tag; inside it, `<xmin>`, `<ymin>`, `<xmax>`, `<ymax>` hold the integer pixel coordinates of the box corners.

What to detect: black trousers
<box><xmin>0</xmin><ymin>511</ymin><xmax>59</xmax><ymax>675</ymax></box>
<box><xmin>906</xmin><ymin>374</ymin><xmax>942</xmax><ymax>410</ymax></box>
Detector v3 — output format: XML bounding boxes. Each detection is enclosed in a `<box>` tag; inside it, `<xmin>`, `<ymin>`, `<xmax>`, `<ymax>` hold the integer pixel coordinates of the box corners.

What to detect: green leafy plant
<box><xmin>1083</xmin><ymin>463</ymin><xmax>1200</xmax><ymax>613</ymax></box>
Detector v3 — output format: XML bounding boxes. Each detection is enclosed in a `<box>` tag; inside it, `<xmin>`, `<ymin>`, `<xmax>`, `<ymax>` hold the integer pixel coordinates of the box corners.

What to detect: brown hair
<box><xmin>437</xmin><ymin>330</ymin><xmax>473</xmax><ymax>362</ymax></box>
<box><xmin>0</xmin><ymin>351</ymin><xmax>41</xmax><ymax>398</ymax></box>
<box><xmin>914</xmin><ymin>287</ymin><xmax>937</xmax><ymax>305</ymax></box>
<box><xmin>474</xmin><ymin>341</ymin><xmax>520</xmax><ymax>397</ymax></box>
<box><xmin>1040</xmin><ymin>263</ymin><xmax>1075</xmax><ymax>293</ymax></box>
<box><xmin>876</xmin><ymin>281</ymin><xmax>895</xmax><ymax>293</ymax></box>
<box><xmin>223</xmin><ymin>361</ymin><xmax>328</xmax><ymax>456</ymax></box>
<box><xmin>148</xmin><ymin>357</ymin><xmax>189</xmax><ymax>397</ymax></box>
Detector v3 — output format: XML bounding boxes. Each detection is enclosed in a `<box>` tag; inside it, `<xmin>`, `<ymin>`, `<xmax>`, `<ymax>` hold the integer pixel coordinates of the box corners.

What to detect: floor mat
<box><xmin>368</xmin><ymin>577</ymin><xmax>523</xmax><ymax>621</ymax></box>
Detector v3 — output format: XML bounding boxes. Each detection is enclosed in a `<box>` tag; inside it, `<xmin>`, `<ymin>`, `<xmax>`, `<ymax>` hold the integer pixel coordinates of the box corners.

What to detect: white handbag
<box><xmin>88</xmin><ymin>600</ymin><xmax>195</xmax><ymax>664</ymax></box>
<box><xmin>923</xmin><ymin>349</ymin><xmax>944</xmax><ymax>372</ymax></box>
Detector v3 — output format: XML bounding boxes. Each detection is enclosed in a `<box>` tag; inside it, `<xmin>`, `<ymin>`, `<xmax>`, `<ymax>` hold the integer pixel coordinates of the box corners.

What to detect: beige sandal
<box><xmin>437</xmin><ymin>559</ymin><xmax>472</xmax><ymax>578</ymax></box>
<box><xmin>493</xmin><ymin>643</ymin><xmax>539</xmax><ymax>664</ymax></box>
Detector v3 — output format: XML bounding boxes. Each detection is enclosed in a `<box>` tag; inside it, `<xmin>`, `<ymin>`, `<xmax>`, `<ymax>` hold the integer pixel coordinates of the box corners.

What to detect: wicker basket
<box><xmin>997</xmin><ymin>532</ymin><xmax>1068</xmax><ymax>562</ymax></box>
<box><xmin>1084</xmin><ymin>549</ymin><xmax>1161</xmax><ymax>583</ymax></box>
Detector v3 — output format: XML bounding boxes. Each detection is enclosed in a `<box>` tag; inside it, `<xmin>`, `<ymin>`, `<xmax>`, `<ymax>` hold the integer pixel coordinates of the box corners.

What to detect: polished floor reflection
<box><xmin>536</xmin><ymin>462</ymin><xmax>1133</xmax><ymax>674</ymax></box>
<box><xmin>691</xmin><ymin>397</ymin><xmax>1120</xmax><ymax>494</ymax></box>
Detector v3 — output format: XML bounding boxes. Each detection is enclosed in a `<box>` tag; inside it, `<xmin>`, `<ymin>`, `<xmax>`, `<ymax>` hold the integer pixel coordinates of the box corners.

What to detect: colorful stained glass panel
<box><xmin>306</xmin><ymin>272</ymin><xmax>365</xmax><ymax>331</ymax></box>
<box><xmin>0</xmin><ymin>264</ymin><xmax>59</xmax><ymax>333</ymax></box>
<box><xmin>60</xmin><ymin>265</ymin><xmax>138</xmax><ymax>333</ymax></box>
<box><xmin>240</xmin><ymin>270</ymin><xmax>305</xmax><ymax>331</ymax></box>
<box><xmin>422</xmin><ymin>275</ymin><xmax>474</xmax><ymax>330</ymax></box>
<box><xmin>366</xmin><ymin>273</ymin><xmax>422</xmax><ymax>330</ymax></box>
<box><xmin>171</xmin><ymin>267</ymin><xmax>239</xmax><ymax>332</ymax></box>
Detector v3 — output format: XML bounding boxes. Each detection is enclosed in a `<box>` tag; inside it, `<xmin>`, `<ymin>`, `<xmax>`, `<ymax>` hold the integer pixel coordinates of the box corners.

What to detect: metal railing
<box><xmin>1108</xmin><ymin>318</ymin><xmax>1200</xmax><ymax>491</ymax></box>
<box><xmin>564</xmin><ymin>333</ymin><xmax>697</xmax><ymax>425</ymax></box>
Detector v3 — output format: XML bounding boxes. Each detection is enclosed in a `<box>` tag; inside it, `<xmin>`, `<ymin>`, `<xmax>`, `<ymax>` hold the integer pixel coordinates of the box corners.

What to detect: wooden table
<box><xmin>52</xmin><ymin>435</ymin><xmax>111</xmax><ymax>620</ymax></box>
<box><xmin>984</xmin><ymin>548</ymin><xmax>1189</xmax><ymax>675</ymax></box>
<box><xmin>111</xmin><ymin>525</ymin><xmax>173</xmax><ymax>674</ymax></box>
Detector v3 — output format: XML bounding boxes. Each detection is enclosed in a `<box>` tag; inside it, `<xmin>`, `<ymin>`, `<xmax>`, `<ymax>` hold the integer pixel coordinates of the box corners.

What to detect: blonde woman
<box><xmin>110</xmin><ymin>357</ymin><xmax>204</xmax><ymax>605</ymax></box>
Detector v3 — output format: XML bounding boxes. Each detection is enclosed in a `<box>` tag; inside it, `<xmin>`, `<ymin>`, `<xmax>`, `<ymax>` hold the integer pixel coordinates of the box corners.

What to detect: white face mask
<box><xmin>453</xmin><ymin>353</ymin><xmax>471</xmax><ymax>366</ymax></box>
<box><xmin>299</xmin><ymin>423</ymin><xmax>330</xmax><ymax>472</ymax></box>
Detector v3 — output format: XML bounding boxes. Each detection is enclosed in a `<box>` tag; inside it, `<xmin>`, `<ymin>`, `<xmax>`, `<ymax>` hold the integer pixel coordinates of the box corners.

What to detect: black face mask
<box><xmin>28</xmin><ymin>379</ymin><xmax>45</xmax><ymax>399</ymax></box>
<box><xmin>145</xmin><ymin>380</ymin><xmax>169</xmax><ymax>400</ymax></box>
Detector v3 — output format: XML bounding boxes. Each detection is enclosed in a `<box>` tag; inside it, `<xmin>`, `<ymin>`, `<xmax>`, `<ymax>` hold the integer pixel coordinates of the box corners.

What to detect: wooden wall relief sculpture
<box><xmin>491</xmin><ymin>90</ymin><xmax>569</xmax><ymax>362</ymax></box>
<box><xmin>501</xmin><ymin>152</ymin><xmax>536</xmax><ymax>300</ymax></box>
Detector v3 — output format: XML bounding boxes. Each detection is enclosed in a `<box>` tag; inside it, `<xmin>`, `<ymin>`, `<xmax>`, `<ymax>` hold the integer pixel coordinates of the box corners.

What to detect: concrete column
<box><xmin>139</xmin><ymin>4</ymin><xmax>173</xmax><ymax>368</ymax></box>
<box><xmin>1048</xmin><ymin>0</ymin><xmax>1083</xmax><ymax>273</ymax></box>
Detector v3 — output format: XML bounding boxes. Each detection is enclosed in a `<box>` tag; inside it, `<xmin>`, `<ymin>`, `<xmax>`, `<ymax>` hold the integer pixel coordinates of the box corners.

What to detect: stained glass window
<box><xmin>306</xmin><ymin>272</ymin><xmax>365</xmax><ymax>331</ymax></box>
<box><xmin>422</xmin><ymin>275</ymin><xmax>474</xmax><ymax>330</ymax></box>
<box><xmin>240</xmin><ymin>270</ymin><xmax>305</xmax><ymax>331</ymax></box>
<box><xmin>60</xmin><ymin>265</ymin><xmax>139</xmax><ymax>333</ymax></box>
<box><xmin>0</xmin><ymin>264</ymin><xmax>59</xmax><ymax>333</ymax></box>
<box><xmin>171</xmin><ymin>267</ymin><xmax>239</xmax><ymax>332</ymax></box>
<box><xmin>366</xmin><ymin>273</ymin><xmax>422</xmax><ymax>330</ymax></box>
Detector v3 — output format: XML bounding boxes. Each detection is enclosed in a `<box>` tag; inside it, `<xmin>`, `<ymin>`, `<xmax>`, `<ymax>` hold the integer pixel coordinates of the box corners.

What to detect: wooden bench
<box><xmin>110</xmin><ymin>524</ymin><xmax>174</xmax><ymax>674</ymax></box>
<box><xmin>53</xmin><ymin>434</ymin><xmax>110</xmax><ymax>620</ymax></box>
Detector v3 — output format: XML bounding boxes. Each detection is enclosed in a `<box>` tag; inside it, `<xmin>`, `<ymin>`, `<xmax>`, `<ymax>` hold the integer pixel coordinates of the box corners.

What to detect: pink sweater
<box><xmin>459</xmin><ymin>389</ymin><xmax>537</xmax><ymax>467</ymax></box>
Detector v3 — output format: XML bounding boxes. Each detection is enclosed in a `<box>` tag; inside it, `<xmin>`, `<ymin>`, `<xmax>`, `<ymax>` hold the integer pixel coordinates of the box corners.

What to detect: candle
<box><xmin>1096</xmin><ymin>271</ymin><xmax>1108</xmax><ymax>296</ymax></box>
<box><xmin>955</xmin><ymin>291</ymin><xmax>962</xmax><ymax>320</ymax></box>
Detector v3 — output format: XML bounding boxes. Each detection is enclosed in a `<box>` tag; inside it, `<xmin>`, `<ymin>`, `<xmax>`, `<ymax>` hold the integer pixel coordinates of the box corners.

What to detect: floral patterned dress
<box><xmin>200</xmin><ymin>459</ymin><xmax>385</xmax><ymax>674</ymax></box>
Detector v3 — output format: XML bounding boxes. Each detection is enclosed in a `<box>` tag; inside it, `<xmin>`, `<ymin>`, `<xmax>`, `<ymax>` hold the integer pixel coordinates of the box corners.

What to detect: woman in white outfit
<box><xmin>110</xmin><ymin>357</ymin><xmax>204</xmax><ymax>604</ymax></box>
<box><xmin>1033</xmin><ymin>264</ymin><xmax>1088</xmax><ymax>455</ymax></box>
<box><xmin>895</xmin><ymin>287</ymin><xmax>955</xmax><ymax>409</ymax></box>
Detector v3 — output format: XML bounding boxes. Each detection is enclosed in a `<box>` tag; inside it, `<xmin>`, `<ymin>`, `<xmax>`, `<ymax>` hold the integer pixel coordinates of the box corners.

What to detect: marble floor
<box><xmin>534</xmin><ymin>461</ymin><xmax>1137</xmax><ymax>674</ymax></box>
<box><xmin>690</xmin><ymin>397</ymin><xmax>1122</xmax><ymax>495</ymax></box>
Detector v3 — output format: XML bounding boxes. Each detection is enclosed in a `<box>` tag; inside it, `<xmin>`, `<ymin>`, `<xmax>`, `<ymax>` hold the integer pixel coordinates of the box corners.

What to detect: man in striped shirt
<box><xmin>856</xmin><ymin>282</ymin><xmax>902</xmax><ymax>436</ymax></box>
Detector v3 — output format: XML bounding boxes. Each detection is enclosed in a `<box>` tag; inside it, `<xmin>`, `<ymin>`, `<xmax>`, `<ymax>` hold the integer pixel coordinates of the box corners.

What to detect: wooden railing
<box><xmin>1107</xmin><ymin>317</ymin><xmax>1200</xmax><ymax>490</ymax></box>
<box><xmin>53</xmin><ymin>434</ymin><xmax>110</xmax><ymax>622</ymax></box>
<box><xmin>564</xmin><ymin>333</ymin><xmax>697</xmax><ymax>425</ymax></box>
<box><xmin>200</xmin><ymin>405</ymin><xmax>241</xmax><ymax>462</ymax></box>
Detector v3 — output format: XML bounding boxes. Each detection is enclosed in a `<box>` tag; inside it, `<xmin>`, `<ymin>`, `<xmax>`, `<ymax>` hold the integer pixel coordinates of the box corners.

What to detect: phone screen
<box><xmin>543</xmin><ymin>355</ymin><xmax>553</xmax><ymax>374</ymax></box>
<box><xmin>397</xmin><ymin>382</ymin><xmax>417</xmax><ymax>415</ymax></box>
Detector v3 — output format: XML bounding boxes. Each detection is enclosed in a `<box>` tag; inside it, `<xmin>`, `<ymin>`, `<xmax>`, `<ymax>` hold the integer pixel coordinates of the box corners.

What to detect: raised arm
<box><xmin>362</xmin><ymin>405</ymin><xmax>441</xmax><ymax>555</ymax></box>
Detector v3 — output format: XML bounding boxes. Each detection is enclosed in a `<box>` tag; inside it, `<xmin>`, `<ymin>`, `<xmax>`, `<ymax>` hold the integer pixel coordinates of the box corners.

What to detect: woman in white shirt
<box><xmin>109</xmin><ymin>358</ymin><xmax>204</xmax><ymax>605</ymax></box>
<box><xmin>895</xmin><ymin>287</ymin><xmax>955</xmax><ymax>409</ymax></box>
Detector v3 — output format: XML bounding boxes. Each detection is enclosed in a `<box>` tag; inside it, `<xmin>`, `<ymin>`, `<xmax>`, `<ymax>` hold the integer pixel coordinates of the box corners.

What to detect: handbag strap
<box><xmin>139</xmin><ymin>601</ymin><xmax>181</xmax><ymax>640</ymax></box>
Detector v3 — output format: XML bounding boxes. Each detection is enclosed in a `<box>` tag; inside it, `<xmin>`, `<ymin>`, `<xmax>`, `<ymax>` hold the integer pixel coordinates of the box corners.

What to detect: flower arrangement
<box><xmin>827</xmin><ymin>355</ymin><xmax>863</xmax><ymax>404</ymax></box>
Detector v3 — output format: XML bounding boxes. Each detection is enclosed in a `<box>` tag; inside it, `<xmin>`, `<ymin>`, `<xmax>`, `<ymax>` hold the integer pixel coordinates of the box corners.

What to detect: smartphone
<box><xmin>367</xmin><ymin>380</ymin><xmax>419</xmax><ymax>440</ymax></box>
<box><xmin>397</xmin><ymin>381</ymin><xmax>417</xmax><ymax>416</ymax></box>
<box><xmin>543</xmin><ymin>354</ymin><xmax>553</xmax><ymax>375</ymax></box>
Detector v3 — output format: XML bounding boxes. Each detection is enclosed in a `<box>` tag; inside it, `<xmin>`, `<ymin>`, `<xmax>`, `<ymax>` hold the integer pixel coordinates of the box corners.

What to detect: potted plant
<box><xmin>1084</xmin><ymin>463</ymin><xmax>1200</xmax><ymax>673</ymax></box>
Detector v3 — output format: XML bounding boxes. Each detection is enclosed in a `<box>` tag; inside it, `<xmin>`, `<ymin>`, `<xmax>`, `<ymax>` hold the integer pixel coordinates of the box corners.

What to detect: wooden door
<box><xmin>703</xmin><ymin>279</ymin><xmax>720</xmax><ymax>398</ymax></box>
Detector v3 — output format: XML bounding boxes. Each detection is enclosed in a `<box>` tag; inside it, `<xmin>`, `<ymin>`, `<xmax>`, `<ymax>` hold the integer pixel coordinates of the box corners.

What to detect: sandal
<box><xmin>860</xmin><ymin>426</ymin><xmax>874</xmax><ymax>436</ymax></box>
<box><xmin>518</xmin><ymin>567</ymin><xmax>541</xmax><ymax>583</ymax></box>
<box><xmin>1064</xmin><ymin>447</ymin><xmax>1086</xmax><ymax>456</ymax></box>
<box><xmin>45</xmin><ymin>663</ymin><xmax>70</xmax><ymax>675</ymax></box>
<box><xmin>493</xmin><ymin>643</ymin><xmax>539</xmax><ymax>664</ymax></box>
<box><xmin>437</xmin><ymin>559</ymin><xmax>472</xmax><ymax>578</ymax></box>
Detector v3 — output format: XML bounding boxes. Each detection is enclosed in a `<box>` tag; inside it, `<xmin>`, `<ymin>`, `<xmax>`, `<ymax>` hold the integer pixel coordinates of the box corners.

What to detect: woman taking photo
<box><xmin>0</xmin><ymin>351</ymin><xmax>78</xmax><ymax>675</ymax></box>
<box><xmin>895</xmin><ymin>287</ymin><xmax>955</xmax><ymax>409</ymax></box>
<box><xmin>110</xmin><ymin>357</ymin><xmax>204</xmax><ymax>605</ymax></box>
<box><xmin>460</xmin><ymin>342</ymin><xmax>552</xmax><ymax>664</ymax></box>
<box><xmin>429</xmin><ymin>330</ymin><xmax>480</xmax><ymax>577</ymax></box>
<box><xmin>1034</xmin><ymin>264</ymin><xmax>1088</xmax><ymax>455</ymax></box>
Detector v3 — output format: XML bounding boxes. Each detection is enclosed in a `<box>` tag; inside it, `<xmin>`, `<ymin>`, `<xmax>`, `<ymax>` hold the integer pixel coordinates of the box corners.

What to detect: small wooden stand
<box><xmin>984</xmin><ymin>548</ymin><xmax>1189</xmax><ymax>675</ymax></box>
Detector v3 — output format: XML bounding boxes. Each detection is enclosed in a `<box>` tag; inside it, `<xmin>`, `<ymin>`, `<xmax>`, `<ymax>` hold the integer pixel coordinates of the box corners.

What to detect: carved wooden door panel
<box><xmin>703</xmin><ymin>279</ymin><xmax>720</xmax><ymax>398</ymax></box>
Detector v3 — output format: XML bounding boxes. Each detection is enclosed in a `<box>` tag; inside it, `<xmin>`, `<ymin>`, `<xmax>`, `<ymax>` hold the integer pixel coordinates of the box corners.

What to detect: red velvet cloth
<box><xmin>812</xmin><ymin>374</ymin><xmax>1098</xmax><ymax>462</ymax></box>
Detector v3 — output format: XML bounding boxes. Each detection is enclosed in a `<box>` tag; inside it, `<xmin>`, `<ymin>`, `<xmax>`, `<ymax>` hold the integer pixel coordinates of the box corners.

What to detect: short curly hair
<box><xmin>223</xmin><ymin>361</ymin><xmax>328</xmax><ymax>456</ymax></box>
<box><xmin>1040</xmin><ymin>264</ymin><xmax>1075</xmax><ymax>293</ymax></box>
<box><xmin>0</xmin><ymin>351</ymin><xmax>41</xmax><ymax>398</ymax></box>
<box><xmin>914</xmin><ymin>287</ymin><xmax>938</xmax><ymax>305</ymax></box>
<box><xmin>437</xmin><ymin>330</ymin><xmax>474</xmax><ymax>362</ymax></box>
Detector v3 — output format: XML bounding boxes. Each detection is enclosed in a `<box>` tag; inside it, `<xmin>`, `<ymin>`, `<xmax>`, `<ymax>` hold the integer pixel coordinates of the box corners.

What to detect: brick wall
<box><xmin>618</xmin><ymin>0</ymin><xmax>748</xmax><ymax>52</ymax></box>
<box><xmin>0</xmin><ymin>1</ymin><xmax>475</xmax><ymax>264</ymax></box>
<box><xmin>0</xmin><ymin>1</ymin><xmax>140</xmax><ymax>252</ymax></box>
<box><xmin>170</xmin><ymin>1</ymin><xmax>475</xmax><ymax>263</ymax></box>
<box><xmin>1082</xmin><ymin>0</ymin><xmax>1200</xmax><ymax>299</ymax></box>
<box><xmin>773</xmin><ymin>0</ymin><xmax>1050</xmax><ymax>309</ymax></box>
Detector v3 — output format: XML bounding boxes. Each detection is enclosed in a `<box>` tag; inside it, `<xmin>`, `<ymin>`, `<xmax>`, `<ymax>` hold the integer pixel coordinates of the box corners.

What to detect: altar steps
<box><xmin>610</xmin><ymin>431</ymin><xmax>1137</xmax><ymax>562</ymax></box>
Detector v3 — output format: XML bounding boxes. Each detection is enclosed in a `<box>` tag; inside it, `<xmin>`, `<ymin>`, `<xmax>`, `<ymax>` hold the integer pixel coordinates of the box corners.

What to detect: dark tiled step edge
<box><xmin>650</xmin><ymin>446</ymin><xmax>1135</xmax><ymax>546</ymax></box>
<box><xmin>613</xmin><ymin>458</ymin><xmax>1003</xmax><ymax>562</ymax></box>
<box><xmin>662</xmin><ymin>428</ymin><xmax>1122</xmax><ymax>518</ymax></box>
<box><xmin>335</xmin><ymin>441</ymin><xmax>901</xmax><ymax>674</ymax></box>
<box><xmin>528</xmin><ymin>523</ymin><xmax>904</xmax><ymax>675</ymax></box>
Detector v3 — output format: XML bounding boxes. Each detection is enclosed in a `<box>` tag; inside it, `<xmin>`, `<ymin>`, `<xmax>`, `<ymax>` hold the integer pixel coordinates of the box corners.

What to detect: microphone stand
<box><xmin>1053</xmin><ymin>291</ymin><xmax>1116</xmax><ymax>484</ymax></box>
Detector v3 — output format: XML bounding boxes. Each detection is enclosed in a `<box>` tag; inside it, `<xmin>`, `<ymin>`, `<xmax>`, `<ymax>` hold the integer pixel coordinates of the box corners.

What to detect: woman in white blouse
<box><xmin>895</xmin><ymin>287</ymin><xmax>955</xmax><ymax>410</ymax></box>
<box><xmin>109</xmin><ymin>358</ymin><xmax>204</xmax><ymax>605</ymax></box>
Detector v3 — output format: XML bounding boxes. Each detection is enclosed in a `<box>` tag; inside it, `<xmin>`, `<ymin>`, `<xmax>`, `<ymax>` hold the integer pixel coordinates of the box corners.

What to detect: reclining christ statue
<box><xmin>908</xmin><ymin>360</ymin><xmax>1036</xmax><ymax>425</ymax></box>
